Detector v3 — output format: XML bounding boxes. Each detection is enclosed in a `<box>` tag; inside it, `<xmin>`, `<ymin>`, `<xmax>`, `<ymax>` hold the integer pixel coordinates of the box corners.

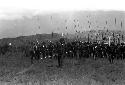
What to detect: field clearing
<box><xmin>0</xmin><ymin>52</ymin><xmax>125</xmax><ymax>85</ymax></box>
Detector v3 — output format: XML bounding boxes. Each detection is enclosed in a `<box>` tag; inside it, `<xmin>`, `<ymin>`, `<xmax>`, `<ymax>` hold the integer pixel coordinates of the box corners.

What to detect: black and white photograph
<box><xmin>0</xmin><ymin>0</ymin><xmax>125</xmax><ymax>85</ymax></box>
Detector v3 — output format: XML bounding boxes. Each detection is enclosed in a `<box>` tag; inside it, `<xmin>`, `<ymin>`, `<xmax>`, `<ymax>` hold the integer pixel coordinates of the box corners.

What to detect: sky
<box><xmin>0</xmin><ymin>0</ymin><xmax>125</xmax><ymax>39</ymax></box>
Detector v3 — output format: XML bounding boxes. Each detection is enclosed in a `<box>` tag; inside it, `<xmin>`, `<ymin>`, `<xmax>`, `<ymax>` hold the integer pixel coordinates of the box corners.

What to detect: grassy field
<box><xmin>0</xmin><ymin>52</ymin><xmax>125</xmax><ymax>85</ymax></box>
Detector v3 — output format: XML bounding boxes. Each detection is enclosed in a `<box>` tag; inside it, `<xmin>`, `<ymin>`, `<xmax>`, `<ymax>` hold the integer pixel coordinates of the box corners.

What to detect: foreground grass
<box><xmin>0</xmin><ymin>52</ymin><xmax>125</xmax><ymax>85</ymax></box>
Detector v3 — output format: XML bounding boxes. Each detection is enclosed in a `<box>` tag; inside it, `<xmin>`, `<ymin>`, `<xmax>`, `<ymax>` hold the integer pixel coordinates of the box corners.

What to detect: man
<box><xmin>56</xmin><ymin>42</ymin><xmax>63</xmax><ymax>67</ymax></box>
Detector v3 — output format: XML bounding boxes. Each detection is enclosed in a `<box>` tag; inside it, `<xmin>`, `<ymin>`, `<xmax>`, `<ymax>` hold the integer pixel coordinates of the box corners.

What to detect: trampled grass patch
<box><xmin>0</xmin><ymin>53</ymin><xmax>125</xmax><ymax>85</ymax></box>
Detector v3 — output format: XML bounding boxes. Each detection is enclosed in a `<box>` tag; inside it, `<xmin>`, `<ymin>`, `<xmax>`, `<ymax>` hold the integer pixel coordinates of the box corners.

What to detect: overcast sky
<box><xmin>0</xmin><ymin>0</ymin><xmax>125</xmax><ymax>39</ymax></box>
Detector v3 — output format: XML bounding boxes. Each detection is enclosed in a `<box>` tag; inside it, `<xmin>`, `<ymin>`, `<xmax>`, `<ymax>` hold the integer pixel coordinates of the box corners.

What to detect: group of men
<box><xmin>29</xmin><ymin>37</ymin><xmax>125</xmax><ymax>67</ymax></box>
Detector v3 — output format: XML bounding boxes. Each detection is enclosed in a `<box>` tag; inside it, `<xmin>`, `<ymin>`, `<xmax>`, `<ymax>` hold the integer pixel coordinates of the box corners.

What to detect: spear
<box><xmin>117</xmin><ymin>34</ymin><xmax>120</xmax><ymax>44</ymax></box>
<box><xmin>112</xmin><ymin>32</ymin><xmax>115</xmax><ymax>44</ymax></box>
<box><xmin>107</xmin><ymin>29</ymin><xmax>108</xmax><ymax>32</ymax></box>
<box><xmin>108</xmin><ymin>36</ymin><xmax>111</xmax><ymax>46</ymax></box>
<box><xmin>52</xmin><ymin>32</ymin><xmax>54</xmax><ymax>38</ymax></box>
<box><xmin>118</xmin><ymin>35</ymin><xmax>120</xmax><ymax>44</ymax></box>
<box><xmin>61</xmin><ymin>32</ymin><xmax>64</xmax><ymax>39</ymax></box>
<box><xmin>95</xmin><ymin>34</ymin><xmax>98</xmax><ymax>42</ymax></box>
<box><xmin>122</xmin><ymin>34</ymin><xmax>124</xmax><ymax>41</ymax></box>
<box><xmin>115</xmin><ymin>18</ymin><xmax>116</xmax><ymax>25</ymax></box>
<box><xmin>38</xmin><ymin>26</ymin><xmax>40</xmax><ymax>29</ymax></box>
<box><xmin>66</xmin><ymin>26</ymin><xmax>67</xmax><ymax>29</ymax></box>
<box><xmin>106</xmin><ymin>21</ymin><xmax>107</xmax><ymax>25</ymax></box>
<box><xmin>121</xmin><ymin>21</ymin><xmax>123</xmax><ymax>29</ymax></box>
<box><xmin>102</xmin><ymin>32</ymin><xmax>104</xmax><ymax>41</ymax></box>
<box><xmin>89</xmin><ymin>25</ymin><xmax>90</xmax><ymax>28</ymax></box>
<box><xmin>96</xmin><ymin>36</ymin><xmax>97</xmax><ymax>43</ymax></box>
<box><xmin>51</xmin><ymin>16</ymin><xmax>52</xmax><ymax>20</ymax></box>
<box><xmin>88</xmin><ymin>33</ymin><xmax>90</xmax><ymax>43</ymax></box>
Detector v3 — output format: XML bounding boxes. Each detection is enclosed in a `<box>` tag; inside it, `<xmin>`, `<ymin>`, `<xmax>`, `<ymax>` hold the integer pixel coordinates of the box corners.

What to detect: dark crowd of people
<box><xmin>26</xmin><ymin>37</ymin><xmax>125</xmax><ymax>67</ymax></box>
